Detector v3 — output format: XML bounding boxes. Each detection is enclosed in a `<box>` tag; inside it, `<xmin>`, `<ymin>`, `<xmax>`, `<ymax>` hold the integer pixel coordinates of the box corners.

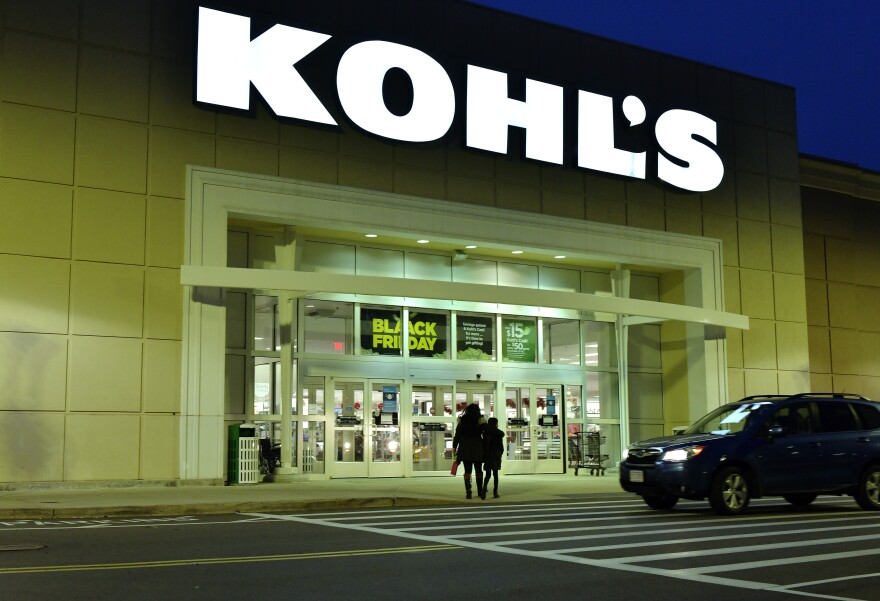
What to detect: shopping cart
<box><xmin>570</xmin><ymin>430</ymin><xmax>608</xmax><ymax>476</ymax></box>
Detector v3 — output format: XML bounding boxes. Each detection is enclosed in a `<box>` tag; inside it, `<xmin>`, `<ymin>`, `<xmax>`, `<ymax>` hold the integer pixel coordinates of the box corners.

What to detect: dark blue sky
<box><xmin>469</xmin><ymin>0</ymin><xmax>880</xmax><ymax>173</ymax></box>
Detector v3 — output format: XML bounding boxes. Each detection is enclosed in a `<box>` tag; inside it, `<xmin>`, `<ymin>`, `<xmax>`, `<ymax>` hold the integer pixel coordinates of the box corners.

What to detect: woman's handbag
<box><xmin>450</xmin><ymin>460</ymin><xmax>460</xmax><ymax>475</ymax></box>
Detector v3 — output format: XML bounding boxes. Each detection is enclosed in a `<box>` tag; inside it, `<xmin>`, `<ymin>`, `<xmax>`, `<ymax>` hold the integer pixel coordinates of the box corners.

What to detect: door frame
<box><xmin>503</xmin><ymin>383</ymin><xmax>565</xmax><ymax>475</ymax></box>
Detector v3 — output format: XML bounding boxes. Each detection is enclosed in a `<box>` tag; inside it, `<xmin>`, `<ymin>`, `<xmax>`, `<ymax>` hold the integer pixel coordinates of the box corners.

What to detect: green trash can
<box><xmin>228</xmin><ymin>423</ymin><xmax>258</xmax><ymax>485</ymax></box>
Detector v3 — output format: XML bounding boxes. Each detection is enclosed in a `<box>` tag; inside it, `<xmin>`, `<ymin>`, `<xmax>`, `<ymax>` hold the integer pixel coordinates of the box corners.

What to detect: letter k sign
<box><xmin>196</xmin><ymin>7</ymin><xmax>337</xmax><ymax>125</ymax></box>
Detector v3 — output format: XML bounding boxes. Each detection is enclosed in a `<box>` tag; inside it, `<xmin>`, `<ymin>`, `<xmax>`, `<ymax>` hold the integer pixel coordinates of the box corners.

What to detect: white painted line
<box><xmin>681</xmin><ymin>547</ymin><xmax>880</xmax><ymax>575</ymax></box>
<box><xmin>779</xmin><ymin>571</ymin><xmax>880</xmax><ymax>590</ymax></box>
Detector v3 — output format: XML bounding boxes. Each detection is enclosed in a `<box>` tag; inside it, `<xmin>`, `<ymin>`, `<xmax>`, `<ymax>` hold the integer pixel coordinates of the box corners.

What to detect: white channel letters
<box><xmin>196</xmin><ymin>6</ymin><xmax>724</xmax><ymax>192</ymax></box>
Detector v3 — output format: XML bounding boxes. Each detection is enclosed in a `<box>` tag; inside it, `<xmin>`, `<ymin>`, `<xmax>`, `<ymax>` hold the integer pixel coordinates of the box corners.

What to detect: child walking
<box><xmin>482</xmin><ymin>417</ymin><xmax>504</xmax><ymax>498</ymax></box>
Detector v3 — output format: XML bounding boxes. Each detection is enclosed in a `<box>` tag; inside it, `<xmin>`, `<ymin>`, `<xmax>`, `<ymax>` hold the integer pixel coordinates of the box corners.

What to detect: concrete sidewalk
<box><xmin>0</xmin><ymin>474</ymin><xmax>629</xmax><ymax>519</ymax></box>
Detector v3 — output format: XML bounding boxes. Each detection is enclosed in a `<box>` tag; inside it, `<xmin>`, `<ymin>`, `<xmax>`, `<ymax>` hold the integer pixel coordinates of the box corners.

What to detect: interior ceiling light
<box><xmin>555</xmin><ymin>255</ymin><xmax>566</xmax><ymax>259</ymax></box>
<box><xmin>417</xmin><ymin>239</ymin><xmax>429</xmax><ymax>244</ymax></box>
<box><xmin>465</xmin><ymin>245</ymin><xmax>477</xmax><ymax>249</ymax></box>
<box><xmin>364</xmin><ymin>233</ymin><xmax>378</xmax><ymax>238</ymax></box>
<box><xmin>511</xmin><ymin>250</ymin><xmax>523</xmax><ymax>254</ymax></box>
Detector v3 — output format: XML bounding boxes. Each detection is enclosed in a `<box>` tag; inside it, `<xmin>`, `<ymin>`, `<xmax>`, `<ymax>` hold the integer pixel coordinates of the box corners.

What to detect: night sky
<box><xmin>468</xmin><ymin>0</ymin><xmax>880</xmax><ymax>173</ymax></box>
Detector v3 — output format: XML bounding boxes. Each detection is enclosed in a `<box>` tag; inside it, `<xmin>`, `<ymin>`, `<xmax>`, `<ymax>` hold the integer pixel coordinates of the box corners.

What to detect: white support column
<box><xmin>275</xmin><ymin>227</ymin><xmax>299</xmax><ymax>478</ymax></box>
<box><xmin>612</xmin><ymin>268</ymin><xmax>631</xmax><ymax>450</ymax></box>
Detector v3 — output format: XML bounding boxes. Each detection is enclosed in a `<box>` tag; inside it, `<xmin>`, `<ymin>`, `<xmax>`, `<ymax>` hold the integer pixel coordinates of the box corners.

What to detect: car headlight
<box><xmin>661</xmin><ymin>445</ymin><xmax>704</xmax><ymax>462</ymax></box>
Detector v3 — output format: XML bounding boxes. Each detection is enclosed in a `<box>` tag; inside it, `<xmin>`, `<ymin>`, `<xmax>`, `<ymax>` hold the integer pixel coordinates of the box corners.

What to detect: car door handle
<box><xmin>857</xmin><ymin>437</ymin><xmax>870</xmax><ymax>443</ymax></box>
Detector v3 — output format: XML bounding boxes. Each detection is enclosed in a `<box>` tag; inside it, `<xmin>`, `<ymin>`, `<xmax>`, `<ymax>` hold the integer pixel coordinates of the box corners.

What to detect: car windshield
<box><xmin>683</xmin><ymin>402</ymin><xmax>773</xmax><ymax>435</ymax></box>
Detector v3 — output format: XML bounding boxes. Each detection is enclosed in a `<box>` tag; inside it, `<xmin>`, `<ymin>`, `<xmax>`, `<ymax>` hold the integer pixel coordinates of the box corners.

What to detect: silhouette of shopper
<box><xmin>483</xmin><ymin>417</ymin><xmax>504</xmax><ymax>498</ymax></box>
<box><xmin>453</xmin><ymin>403</ymin><xmax>486</xmax><ymax>499</ymax></box>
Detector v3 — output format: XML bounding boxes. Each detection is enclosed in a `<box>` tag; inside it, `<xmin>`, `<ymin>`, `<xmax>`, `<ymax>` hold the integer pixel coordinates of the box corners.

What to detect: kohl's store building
<box><xmin>3</xmin><ymin>0</ymin><xmax>877</xmax><ymax>487</ymax></box>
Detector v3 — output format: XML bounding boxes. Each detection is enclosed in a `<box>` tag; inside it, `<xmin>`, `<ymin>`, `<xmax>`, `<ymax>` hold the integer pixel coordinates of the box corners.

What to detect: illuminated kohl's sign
<box><xmin>196</xmin><ymin>7</ymin><xmax>724</xmax><ymax>192</ymax></box>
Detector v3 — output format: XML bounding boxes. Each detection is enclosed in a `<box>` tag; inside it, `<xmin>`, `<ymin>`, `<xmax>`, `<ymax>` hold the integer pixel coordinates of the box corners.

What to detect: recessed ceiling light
<box><xmin>555</xmin><ymin>255</ymin><xmax>566</xmax><ymax>259</ymax></box>
<box><xmin>365</xmin><ymin>234</ymin><xmax>378</xmax><ymax>238</ymax></box>
<box><xmin>465</xmin><ymin>245</ymin><xmax>477</xmax><ymax>249</ymax></box>
<box><xmin>511</xmin><ymin>250</ymin><xmax>523</xmax><ymax>254</ymax></box>
<box><xmin>417</xmin><ymin>239</ymin><xmax>429</xmax><ymax>244</ymax></box>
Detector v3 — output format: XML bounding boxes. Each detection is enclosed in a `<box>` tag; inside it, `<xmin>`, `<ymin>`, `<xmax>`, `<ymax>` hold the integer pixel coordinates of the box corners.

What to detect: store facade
<box><xmin>0</xmin><ymin>0</ymin><xmax>817</xmax><ymax>486</ymax></box>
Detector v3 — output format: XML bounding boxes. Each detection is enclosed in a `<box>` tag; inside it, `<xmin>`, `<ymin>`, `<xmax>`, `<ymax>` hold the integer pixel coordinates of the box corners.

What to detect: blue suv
<box><xmin>619</xmin><ymin>393</ymin><xmax>880</xmax><ymax>514</ymax></box>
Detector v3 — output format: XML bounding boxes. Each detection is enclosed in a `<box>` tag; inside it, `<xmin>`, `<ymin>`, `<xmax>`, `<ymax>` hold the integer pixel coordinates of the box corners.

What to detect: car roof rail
<box><xmin>738</xmin><ymin>395</ymin><xmax>789</xmax><ymax>402</ymax></box>
<box><xmin>787</xmin><ymin>392</ymin><xmax>872</xmax><ymax>401</ymax></box>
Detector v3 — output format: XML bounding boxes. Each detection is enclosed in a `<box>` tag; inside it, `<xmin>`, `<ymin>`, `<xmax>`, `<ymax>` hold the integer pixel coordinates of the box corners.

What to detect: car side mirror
<box><xmin>767</xmin><ymin>425</ymin><xmax>785</xmax><ymax>438</ymax></box>
<box><xmin>672</xmin><ymin>426</ymin><xmax>688</xmax><ymax>436</ymax></box>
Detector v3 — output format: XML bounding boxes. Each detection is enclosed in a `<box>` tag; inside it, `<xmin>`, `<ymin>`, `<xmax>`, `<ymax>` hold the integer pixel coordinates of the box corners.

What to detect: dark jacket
<box><xmin>453</xmin><ymin>421</ymin><xmax>484</xmax><ymax>462</ymax></box>
<box><xmin>483</xmin><ymin>427</ymin><xmax>504</xmax><ymax>470</ymax></box>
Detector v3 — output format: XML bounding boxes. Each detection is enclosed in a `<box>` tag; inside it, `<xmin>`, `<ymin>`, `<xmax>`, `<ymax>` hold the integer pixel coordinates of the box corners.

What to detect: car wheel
<box><xmin>783</xmin><ymin>493</ymin><xmax>817</xmax><ymax>507</ymax></box>
<box><xmin>855</xmin><ymin>464</ymin><xmax>880</xmax><ymax>511</ymax></box>
<box><xmin>642</xmin><ymin>495</ymin><xmax>678</xmax><ymax>510</ymax></box>
<box><xmin>709</xmin><ymin>466</ymin><xmax>750</xmax><ymax>515</ymax></box>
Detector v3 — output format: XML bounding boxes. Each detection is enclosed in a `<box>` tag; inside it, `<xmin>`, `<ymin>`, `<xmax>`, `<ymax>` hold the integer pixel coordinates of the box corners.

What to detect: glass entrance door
<box><xmin>504</xmin><ymin>384</ymin><xmax>564</xmax><ymax>474</ymax></box>
<box><xmin>411</xmin><ymin>385</ymin><xmax>454</xmax><ymax>474</ymax></box>
<box><xmin>367</xmin><ymin>380</ymin><xmax>404</xmax><ymax>477</ymax></box>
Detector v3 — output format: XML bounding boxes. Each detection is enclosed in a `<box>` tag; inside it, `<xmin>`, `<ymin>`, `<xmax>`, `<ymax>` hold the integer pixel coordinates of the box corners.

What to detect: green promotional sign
<box><xmin>502</xmin><ymin>318</ymin><xmax>536</xmax><ymax>362</ymax></box>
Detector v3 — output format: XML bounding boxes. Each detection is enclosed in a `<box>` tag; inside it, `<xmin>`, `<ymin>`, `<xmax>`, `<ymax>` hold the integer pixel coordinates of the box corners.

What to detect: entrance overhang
<box><xmin>180</xmin><ymin>265</ymin><xmax>748</xmax><ymax>330</ymax></box>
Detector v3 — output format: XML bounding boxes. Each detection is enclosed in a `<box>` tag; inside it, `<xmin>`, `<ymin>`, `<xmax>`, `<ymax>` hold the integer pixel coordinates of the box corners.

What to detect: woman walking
<box><xmin>452</xmin><ymin>403</ymin><xmax>485</xmax><ymax>499</ymax></box>
<box><xmin>482</xmin><ymin>417</ymin><xmax>504</xmax><ymax>498</ymax></box>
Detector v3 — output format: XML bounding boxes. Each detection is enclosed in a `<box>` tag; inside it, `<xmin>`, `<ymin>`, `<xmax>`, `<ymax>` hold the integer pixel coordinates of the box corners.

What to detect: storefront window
<box><xmin>586</xmin><ymin>372</ymin><xmax>619</xmax><ymax>420</ymax></box>
<box><xmin>253</xmin><ymin>358</ymin><xmax>280</xmax><ymax>415</ymax></box>
<box><xmin>303</xmin><ymin>300</ymin><xmax>353</xmax><ymax>354</ymax></box>
<box><xmin>542</xmin><ymin>318</ymin><xmax>580</xmax><ymax>365</ymax></box>
<box><xmin>407</xmin><ymin>309</ymin><xmax>449</xmax><ymax>358</ymax></box>
<box><xmin>254</xmin><ymin>295</ymin><xmax>279</xmax><ymax>351</ymax></box>
<box><xmin>502</xmin><ymin>317</ymin><xmax>537</xmax><ymax>363</ymax></box>
<box><xmin>361</xmin><ymin>306</ymin><xmax>403</xmax><ymax>356</ymax></box>
<box><xmin>584</xmin><ymin>321</ymin><xmax>617</xmax><ymax>367</ymax></box>
<box><xmin>300</xmin><ymin>376</ymin><xmax>325</xmax><ymax>416</ymax></box>
<box><xmin>456</xmin><ymin>313</ymin><xmax>495</xmax><ymax>361</ymax></box>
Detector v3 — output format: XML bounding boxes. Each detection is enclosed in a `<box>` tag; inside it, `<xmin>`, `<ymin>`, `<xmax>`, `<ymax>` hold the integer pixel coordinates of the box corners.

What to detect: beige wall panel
<box><xmin>726</xmin><ymin>327</ymin><xmax>743</xmax><ymax>368</ymax></box>
<box><xmin>68</xmin><ymin>335</ymin><xmax>142</xmax><ymax>412</ymax></box>
<box><xmin>728</xmin><ymin>368</ymin><xmax>745</xmax><ymax>401</ymax></box>
<box><xmin>447</xmin><ymin>175</ymin><xmax>495</xmax><ymax>207</ymax></box>
<box><xmin>702</xmin><ymin>175</ymin><xmax>737</xmax><ymax>217</ymax></box>
<box><xmin>0</xmin><ymin>332</ymin><xmax>67</xmax><ymax>411</ymax></box>
<box><xmin>280</xmin><ymin>123</ymin><xmax>339</xmax><ymax>154</ymax></box>
<box><xmin>742</xmin><ymin>318</ymin><xmax>776</xmax><ymax>369</ymax></box>
<box><xmin>6</xmin><ymin>0</ymin><xmax>79</xmax><ymax>39</ymax></box>
<box><xmin>859</xmin><ymin>244</ymin><xmax>880</xmax><ymax>288</ymax></box>
<box><xmin>830</xmin><ymin>328</ymin><xmax>861</xmax><ymax>375</ymax></box>
<box><xmin>861</xmin><ymin>377</ymin><xmax>880</xmax><ymax>401</ymax></box>
<box><xmin>702</xmin><ymin>213</ymin><xmax>738</xmax><ymax>267</ymax></box>
<box><xmin>78</xmin><ymin>46</ymin><xmax>149</xmax><ymax>122</ymax></box>
<box><xmin>73</xmin><ymin>188</ymin><xmax>145</xmax><ymax>265</ymax></box>
<box><xmin>808</xmin><ymin>326</ymin><xmax>831</xmax><ymax>374</ymax></box>
<box><xmin>626</xmin><ymin>202</ymin><xmax>665</xmax><ymax>231</ymax></box>
<box><xmin>498</xmin><ymin>157</ymin><xmax>541</xmax><ymax>186</ymax></box>
<box><xmin>496</xmin><ymin>182</ymin><xmax>541</xmax><ymax>213</ymax></box>
<box><xmin>216</xmin><ymin>138</ymin><xmax>279</xmax><ymax>177</ymax></box>
<box><xmin>217</xmin><ymin>104</ymin><xmax>279</xmax><ymax>144</ymax></box>
<box><xmin>664</xmin><ymin>190</ymin><xmax>701</xmax><ymax>212</ymax></box>
<box><xmin>805</xmin><ymin>279</ymin><xmax>829</xmax><ymax>327</ymax></box>
<box><xmin>141</xmin><ymin>414</ymin><xmax>180</xmax><ymax>479</ymax></box>
<box><xmin>70</xmin><ymin>262</ymin><xmax>144</xmax><ymax>337</ymax></box>
<box><xmin>665</xmin><ymin>208</ymin><xmax>703</xmax><ymax>236</ymax></box>
<box><xmin>744</xmin><ymin>369</ymin><xmax>779</xmax><ymax>396</ymax></box>
<box><xmin>392</xmin><ymin>166</ymin><xmax>446</xmax><ymax>200</ymax></box>
<box><xmin>831</xmin><ymin>374</ymin><xmax>865</xmax><ymax>395</ymax></box>
<box><xmin>82</xmin><ymin>0</ymin><xmax>150</xmax><ymax>53</ymax></box>
<box><xmin>145</xmin><ymin>267</ymin><xmax>183</xmax><ymax>340</ymax></box>
<box><xmin>0</xmin><ymin>103</ymin><xmax>75</xmax><ymax>184</ymax></box>
<box><xmin>778</xmin><ymin>370</ymin><xmax>810</xmax><ymax>395</ymax></box>
<box><xmin>150</xmin><ymin>60</ymin><xmax>215</xmax><ymax>134</ymax></box>
<box><xmin>146</xmin><ymin>197</ymin><xmax>184</xmax><ymax>268</ymax></box>
<box><xmin>1</xmin><ymin>32</ymin><xmax>77</xmax><ymax>111</ymax></box>
<box><xmin>736</xmin><ymin>173</ymin><xmax>770</xmax><ymax>221</ymax></box>
<box><xmin>776</xmin><ymin>322</ymin><xmax>809</xmax><ymax>371</ymax></box>
<box><xmin>860</xmin><ymin>332</ymin><xmax>880</xmax><ymax>377</ymax></box>
<box><xmin>143</xmin><ymin>339</ymin><xmax>182</xmax><ymax>413</ymax></box>
<box><xmin>279</xmin><ymin>147</ymin><xmax>338</xmax><ymax>186</ymax></box>
<box><xmin>771</xmin><ymin>225</ymin><xmax>805</xmax><ymax>275</ymax></box>
<box><xmin>447</xmin><ymin>146</ymin><xmax>494</xmax><ymax>179</ymax></box>
<box><xmin>827</xmin><ymin>282</ymin><xmax>858</xmax><ymax>329</ymax></box>
<box><xmin>810</xmin><ymin>373</ymin><xmax>832</xmax><ymax>392</ymax></box>
<box><xmin>0</xmin><ymin>255</ymin><xmax>69</xmax><ymax>333</ymax></box>
<box><xmin>585</xmin><ymin>197</ymin><xmax>626</xmax><ymax>225</ymax></box>
<box><xmin>824</xmin><ymin>238</ymin><xmax>855</xmax><ymax>283</ymax></box>
<box><xmin>393</xmin><ymin>145</ymin><xmax>445</xmax><ymax>172</ymax></box>
<box><xmin>802</xmin><ymin>232</ymin><xmax>826</xmax><ymax>280</ymax></box>
<box><xmin>542</xmin><ymin>189</ymin><xmax>585</xmax><ymax>220</ymax></box>
<box><xmin>739</xmin><ymin>269</ymin><xmax>774</xmax><ymax>319</ymax></box>
<box><xmin>75</xmin><ymin>116</ymin><xmax>148</xmax><ymax>194</ymax></box>
<box><xmin>0</xmin><ymin>178</ymin><xmax>72</xmax><ymax>258</ymax></box>
<box><xmin>339</xmin><ymin>127</ymin><xmax>393</xmax><ymax>162</ymax></box>
<box><xmin>339</xmin><ymin>157</ymin><xmax>393</xmax><ymax>193</ymax></box>
<box><xmin>0</xmin><ymin>412</ymin><xmax>64</xmax><ymax>482</ymax></box>
<box><xmin>64</xmin><ymin>414</ymin><xmax>140</xmax><ymax>480</ymax></box>
<box><xmin>738</xmin><ymin>220</ymin><xmax>772</xmax><ymax>271</ymax></box>
<box><xmin>626</xmin><ymin>181</ymin><xmax>663</xmax><ymax>205</ymax></box>
<box><xmin>768</xmin><ymin>178</ymin><xmax>802</xmax><ymax>227</ymax></box>
<box><xmin>148</xmin><ymin>127</ymin><xmax>216</xmax><ymax>199</ymax></box>
<box><xmin>542</xmin><ymin>167</ymin><xmax>585</xmax><ymax>194</ymax></box>
<box><xmin>723</xmin><ymin>266</ymin><xmax>741</xmax><ymax>313</ymax></box>
<box><xmin>857</xmin><ymin>286</ymin><xmax>880</xmax><ymax>332</ymax></box>
<box><xmin>773</xmin><ymin>273</ymin><xmax>807</xmax><ymax>323</ymax></box>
